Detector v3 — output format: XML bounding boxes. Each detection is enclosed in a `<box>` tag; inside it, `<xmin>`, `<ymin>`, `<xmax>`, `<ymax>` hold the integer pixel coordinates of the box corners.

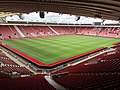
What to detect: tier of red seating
<box><xmin>76</xmin><ymin>27</ymin><xmax>120</xmax><ymax>38</ymax></box>
<box><xmin>1</xmin><ymin>66</ymin><xmax>33</xmax><ymax>75</ymax></box>
<box><xmin>9</xmin><ymin>26</ymin><xmax>21</xmax><ymax>38</ymax></box>
<box><xmin>18</xmin><ymin>26</ymin><xmax>56</xmax><ymax>38</ymax></box>
<box><xmin>53</xmin><ymin>73</ymin><xmax>120</xmax><ymax>90</ymax></box>
<box><xmin>0</xmin><ymin>50</ymin><xmax>33</xmax><ymax>76</ymax></box>
<box><xmin>0</xmin><ymin>26</ymin><xmax>119</xmax><ymax>40</ymax></box>
<box><xmin>0</xmin><ymin>72</ymin><xmax>10</xmax><ymax>79</ymax></box>
<box><xmin>53</xmin><ymin>46</ymin><xmax>120</xmax><ymax>89</ymax></box>
<box><xmin>0</xmin><ymin>74</ymin><xmax>55</xmax><ymax>90</ymax></box>
<box><xmin>0</xmin><ymin>56</ymin><xmax>18</xmax><ymax>65</ymax></box>
<box><xmin>0</xmin><ymin>50</ymin><xmax>18</xmax><ymax>65</ymax></box>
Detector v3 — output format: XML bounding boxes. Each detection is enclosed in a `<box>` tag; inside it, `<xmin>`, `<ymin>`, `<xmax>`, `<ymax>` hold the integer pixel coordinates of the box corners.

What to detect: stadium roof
<box><xmin>0</xmin><ymin>0</ymin><xmax>119</xmax><ymax>20</ymax></box>
<box><xmin>0</xmin><ymin>12</ymin><xmax>17</xmax><ymax>18</ymax></box>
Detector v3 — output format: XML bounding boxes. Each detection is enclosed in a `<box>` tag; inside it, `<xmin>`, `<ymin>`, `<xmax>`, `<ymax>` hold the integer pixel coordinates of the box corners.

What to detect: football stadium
<box><xmin>0</xmin><ymin>1</ymin><xmax>120</xmax><ymax>90</ymax></box>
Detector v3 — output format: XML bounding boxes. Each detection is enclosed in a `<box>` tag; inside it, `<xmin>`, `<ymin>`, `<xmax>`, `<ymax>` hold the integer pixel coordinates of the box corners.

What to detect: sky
<box><xmin>6</xmin><ymin>12</ymin><xmax>119</xmax><ymax>24</ymax></box>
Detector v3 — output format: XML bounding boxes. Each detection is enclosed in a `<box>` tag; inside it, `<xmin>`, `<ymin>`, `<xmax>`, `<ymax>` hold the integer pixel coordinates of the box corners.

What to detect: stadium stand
<box><xmin>50</xmin><ymin>26</ymin><xmax>76</xmax><ymax>35</ymax></box>
<box><xmin>97</xmin><ymin>28</ymin><xmax>108</xmax><ymax>37</ymax></box>
<box><xmin>0</xmin><ymin>26</ymin><xmax>120</xmax><ymax>39</ymax></box>
<box><xmin>21</xmin><ymin>26</ymin><xmax>37</xmax><ymax>37</ymax></box>
<box><xmin>17</xmin><ymin>26</ymin><xmax>28</xmax><ymax>37</ymax></box>
<box><xmin>0</xmin><ymin>71</ymin><xmax>10</xmax><ymax>79</ymax></box>
<box><xmin>0</xmin><ymin>25</ymin><xmax>120</xmax><ymax>89</ymax></box>
<box><xmin>82</xmin><ymin>27</ymin><xmax>94</xmax><ymax>35</ymax></box>
<box><xmin>0</xmin><ymin>66</ymin><xmax>33</xmax><ymax>75</ymax></box>
<box><xmin>107</xmin><ymin>27</ymin><xmax>118</xmax><ymax>38</ymax></box>
<box><xmin>88</xmin><ymin>28</ymin><xmax>100</xmax><ymax>36</ymax></box>
<box><xmin>0</xmin><ymin>0</ymin><xmax>120</xmax><ymax>89</ymax></box>
<box><xmin>38</xmin><ymin>26</ymin><xmax>55</xmax><ymax>36</ymax></box>
<box><xmin>0</xmin><ymin>74</ymin><xmax>55</xmax><ymax>90</ymax></box>
<box><xmin>52</xmin><ymin>45</ymin><xmax>120</xmax><ymax>90</ymax></box>
<box><xmin>0</xmin><ymin>26</ymin><xmax>14</xmax><ymax>39</ymax></box>
<box><xmin>0</xmin><ymin>50</ymin><xmax>18</xmax><ymax>65</ymax></box>
<box><xmin>0</xmin><ymin>49</ymin><xmax>33</xmax><ymax>76</ymax></box>
<box><xmin>76</xmin><ymin>27</ymin><xmax>87</xmax><ymax>34</ymax></box>
<box><xmin>8</xmin><ymin>26</ymin><xmax>22</xmax><ymax>38</ymax></box>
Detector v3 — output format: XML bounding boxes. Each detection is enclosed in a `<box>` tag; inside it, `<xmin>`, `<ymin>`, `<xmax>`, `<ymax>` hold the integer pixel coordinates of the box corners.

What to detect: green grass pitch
<box><xmin>1</xmin><ymin>35</ymin><xmax>120</xmax><ymax>64</ymax></box>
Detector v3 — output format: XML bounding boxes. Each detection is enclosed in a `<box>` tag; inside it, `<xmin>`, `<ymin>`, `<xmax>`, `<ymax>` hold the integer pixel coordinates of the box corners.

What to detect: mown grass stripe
<box><xmin>2</xmin><ymin>35</ymin><xmax>120</xmax><ymax>64</ymax></box>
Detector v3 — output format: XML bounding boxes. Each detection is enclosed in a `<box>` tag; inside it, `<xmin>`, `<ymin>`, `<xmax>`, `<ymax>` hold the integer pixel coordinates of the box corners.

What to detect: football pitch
<box><xmin>1</xmin><ymin>35</ymin><xmax>120</xmax><ymax>64</ymax></box>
